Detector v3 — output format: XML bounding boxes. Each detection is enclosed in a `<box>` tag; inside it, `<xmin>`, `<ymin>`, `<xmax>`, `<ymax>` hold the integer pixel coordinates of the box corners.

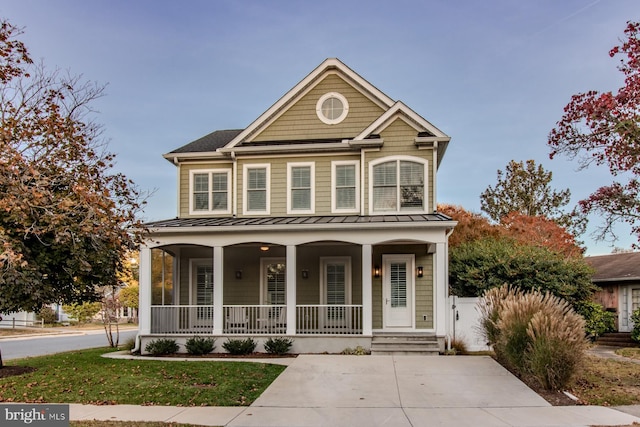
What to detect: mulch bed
<box><xmin>0</xmin><ymin>366</ymin><xmax>36</xmax><ymax>379</ymax></box>
<box><xmin>147</xmin><ymin>352</ymin><xmax>297</xmax><ymax>359</ymax></box>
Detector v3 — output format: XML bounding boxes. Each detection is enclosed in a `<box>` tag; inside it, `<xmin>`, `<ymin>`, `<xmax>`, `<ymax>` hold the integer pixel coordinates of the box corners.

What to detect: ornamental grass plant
<box><xmin>478</xmin><ymin>284</ymin><xmax>587</xmax><ymax>390</ymax></box>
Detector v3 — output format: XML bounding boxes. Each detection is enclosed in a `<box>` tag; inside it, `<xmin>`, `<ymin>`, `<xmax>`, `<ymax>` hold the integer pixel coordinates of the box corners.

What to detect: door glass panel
<box><xmin>390</xmin><ymin>262</ymin><xmax>407</xmax><ymax>308</ymax></box>
<box><xmin>266</xmin><ymin>263</ymin><xmax>286</xmax><ymax>305</ymax></box>
<box><xmin>326</xmin><ymin>263</ymin><xmax>346</xmax><ymax>320</ymax></box>
<box><xmin>632</xmin><ymin>289</ymin><xmax>640</xmax><ymax>312</ymax></box>
<box><xmin>196</xmin><ymin>264</ymin><xmax>213</xmax><ymax>319</ymax></box>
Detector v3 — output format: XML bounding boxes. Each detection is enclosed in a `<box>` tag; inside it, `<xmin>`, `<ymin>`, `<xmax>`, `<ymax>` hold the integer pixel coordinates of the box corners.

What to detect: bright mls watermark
<box><xmin>1</xmin><ymin>404</ymin><xmax>68</xmax><ymax>426</ymax></box>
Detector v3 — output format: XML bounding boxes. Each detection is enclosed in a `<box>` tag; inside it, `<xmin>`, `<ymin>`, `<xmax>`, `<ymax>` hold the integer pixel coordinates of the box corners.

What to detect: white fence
<box><xmin>448</xmin><ymin>296</ymin><xmax>490</xmax><ymax>352</ymax></box>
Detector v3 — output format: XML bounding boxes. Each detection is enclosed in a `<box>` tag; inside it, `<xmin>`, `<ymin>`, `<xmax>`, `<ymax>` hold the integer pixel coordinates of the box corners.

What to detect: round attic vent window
<box><xmin>316</xmin><ymin>92</ymin><xmax>349</xmax><ymax>125</ymax></box>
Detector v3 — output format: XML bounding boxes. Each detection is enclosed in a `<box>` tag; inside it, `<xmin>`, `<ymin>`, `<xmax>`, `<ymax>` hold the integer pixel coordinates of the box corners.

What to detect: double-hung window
<box><xmin>287</xmin><ymin>162</ymin><xmax>315</xmax><ymax>214</ymax></box>
<box><xmin>331</xmin><ymin>160</ymin><xmax>359</xmax><ymax>213</ymax></box>
<box><xmin>189</xmin><ymin>169</ymin><xmax>231</xmax><ymax>215</ymax></box>
<box><xmin>370</xmin><ymin>157</ymin><xmax>427</xmax><ymax>213</ymax></box>
<box><xmin>243</xmin><ymin>164</ymin><xmax>270</xmax><ymax>215</ymax></box>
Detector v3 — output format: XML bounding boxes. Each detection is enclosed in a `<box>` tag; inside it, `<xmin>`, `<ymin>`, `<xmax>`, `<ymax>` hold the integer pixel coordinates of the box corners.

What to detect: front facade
<box><xmin>587</xmin><ymin>252</ymin><xmax>640</xmax><ymax>332</ymax></box>
<box><xmin>138</xmin><ymin>59</ymin><xmax>456</xmax><ymax>353</ymax></box>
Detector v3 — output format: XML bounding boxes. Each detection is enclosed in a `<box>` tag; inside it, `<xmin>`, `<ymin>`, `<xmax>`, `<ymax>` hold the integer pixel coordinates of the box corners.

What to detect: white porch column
<box><xmin>138</xmin><ymin>245</ymin><xmax>152</xmax><ymax>335</ymax></box>
<box><xmin>434</xmin><ymin>242</ymin><xmax>448</xmax><ymax>337</ymax></box>
<box><xmin>362</xmin><ymin>244</ymin><xmax>373</xmax><ymax>336</ymax></box>
<box><xmin>286</xmin><ymin>245</ymin><xmax>297</xmax><ymax>335</ymax></box>
<box><xmin>213</xmin><ymin>246</ymin><xmax>224</xmax><ymax>335</ymax></box>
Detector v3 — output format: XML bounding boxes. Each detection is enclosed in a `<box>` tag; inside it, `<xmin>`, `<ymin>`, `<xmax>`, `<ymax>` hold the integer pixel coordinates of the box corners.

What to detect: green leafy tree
<box><xmin>63</xmin><ymin>302</ymin><xmax>102</xmax><ymax>324</ymax></box>
<box><xmin>449</xmin><ymin>238</ymin><xmax>595</xmax><ymax>306</ymax></box>
<box><xmin>549</xmin><ymin>21</ymin><xmax>640</xmax><ymax>246</ymax></box>
<box><xmin>480</xmin><ymin>160</ymin><xmax>582</xmax><ymax>234</ymax></box>
<box><xmin>0</xmin><ymin>20</ymin><xmax>145</xmax><ymax>311</ymax></box>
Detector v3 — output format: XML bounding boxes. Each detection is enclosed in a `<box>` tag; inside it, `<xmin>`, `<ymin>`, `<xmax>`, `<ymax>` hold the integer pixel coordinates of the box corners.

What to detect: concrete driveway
<box><xmin>227</xmin><ymin>355</ymin><xmax>640</xmax><ymax>427</ymax></box>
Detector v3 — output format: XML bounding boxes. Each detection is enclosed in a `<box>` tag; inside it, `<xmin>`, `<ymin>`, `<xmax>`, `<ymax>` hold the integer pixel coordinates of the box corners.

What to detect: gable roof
<box><xmin>585</xmin><ymin>252</ymin><xmax>640</xmax><ymax>283</ymax></box>
<box><xmin>163</xmin><ymin>58</ymin><xmax>450</xmax><ymax>164</ymax></box>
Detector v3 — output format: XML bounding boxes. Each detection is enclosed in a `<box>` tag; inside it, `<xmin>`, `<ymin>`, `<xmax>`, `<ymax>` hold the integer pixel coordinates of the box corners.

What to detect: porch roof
<box><xmin>145</xmin><ymin>213</ymin><xmax>453</xmax><ymax>230</ymax></box>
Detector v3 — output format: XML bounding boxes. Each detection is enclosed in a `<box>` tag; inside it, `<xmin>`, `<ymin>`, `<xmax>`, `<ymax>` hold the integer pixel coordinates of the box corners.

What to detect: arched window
<box><xmin>370</xmin><ymin>157</ymin><xmax>427</xmax><ymax>213</ymax></box>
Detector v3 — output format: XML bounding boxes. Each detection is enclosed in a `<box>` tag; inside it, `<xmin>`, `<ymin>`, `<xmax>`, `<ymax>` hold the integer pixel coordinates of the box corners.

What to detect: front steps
<box><xmin>596</xmin><ymin>332</ymin><xmax>639</xmax><ymax>347</ymax></box>
<box><xmin>370</xmin><ymin>333</ymin><xmax>440</xmax><ymax>355</ymax></box>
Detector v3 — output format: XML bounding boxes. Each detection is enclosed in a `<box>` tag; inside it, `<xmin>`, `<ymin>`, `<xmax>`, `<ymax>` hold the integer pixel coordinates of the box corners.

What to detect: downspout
<box><xmin>432</xmin><ymin>141</ymin><xmax>438</xmax><ymax>212</ymax></box>
<box><xmin>231</xmin><ymin>151</ymin><xmax>237</xmax><ymax>217</ymax></box>
<box><xmin>173</xmin><ymin>157</ymin><xmax>180</xmax><ymax>217</ymax></box>
<box><xmin>360</xmin><ymin>149</ymin><xmax>365</xmax><ymax>216</ymax></box>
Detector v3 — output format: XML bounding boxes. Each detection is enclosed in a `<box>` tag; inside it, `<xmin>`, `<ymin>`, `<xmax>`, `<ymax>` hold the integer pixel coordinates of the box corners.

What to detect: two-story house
<box><xmin>138</xmin><ymin>59</ymin><xmax>457</xmax><ymax>354</ymax></box>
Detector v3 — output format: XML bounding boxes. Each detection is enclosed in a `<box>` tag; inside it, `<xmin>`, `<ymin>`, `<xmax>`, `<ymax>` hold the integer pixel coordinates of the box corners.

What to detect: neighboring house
<box><xmin>587</xmin><ymin>252</ymin><xmax>640</xmax><ymax>332</ymax></box>
<box><xmin>138</xmin><ymin>58</ymin><xmax>457</xmax><ymax>354</ymax></box>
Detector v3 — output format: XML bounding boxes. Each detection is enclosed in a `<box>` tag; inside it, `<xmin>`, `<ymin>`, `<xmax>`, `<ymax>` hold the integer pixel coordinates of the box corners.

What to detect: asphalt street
<box><xmin>0</xmin><ymin>328</ymin><xmax>138</xmax><ymax>360</ymax></box>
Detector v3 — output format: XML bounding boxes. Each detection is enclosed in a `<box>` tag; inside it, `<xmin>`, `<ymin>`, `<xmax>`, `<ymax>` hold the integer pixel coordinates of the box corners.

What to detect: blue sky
<box><xmin>1</xmin><ymin>0</ymin><xmax>638</xmax><ymax>255</ymax></box>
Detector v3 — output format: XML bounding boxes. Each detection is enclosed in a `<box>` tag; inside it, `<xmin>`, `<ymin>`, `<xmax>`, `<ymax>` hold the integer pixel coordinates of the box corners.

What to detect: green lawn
<box><xmin>0</xmin><ymin>348</ymin><xmax>285</xmax><ymax>406</ymax></box>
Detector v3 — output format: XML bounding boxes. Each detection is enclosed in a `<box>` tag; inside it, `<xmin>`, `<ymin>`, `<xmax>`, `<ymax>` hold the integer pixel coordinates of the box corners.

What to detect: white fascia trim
<box><xmin>163</xmin><ymin>151</ymin><xmax>227</xmax><ymax>162</ymax></box>
<box><xmin>354</xmin><ymin>101</ymin><xmax>450</xmax><ymax>141</ymax></box>
<box><xmin>225</xmin><ymin>59</ymin><xmax>395</xmax><ymax>149</ymax></box>
<box><xmin>146</xmin><ymin>220</ymin><xmax>459</xmax><ymax>235</ymax></box>
<box><xmin>287</xmin><ymin>161</ymin><xmax>315</xmax><ymax>214</ymax></box>
<box><xmin>219</xmin><ymin>142</ymin><xmax>352</xmax><ymax>155</ymax></box>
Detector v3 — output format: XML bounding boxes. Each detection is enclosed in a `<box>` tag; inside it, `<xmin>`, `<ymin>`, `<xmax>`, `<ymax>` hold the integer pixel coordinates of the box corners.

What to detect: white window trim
<box><xmin>316</xmin><ymin>92</ymin><xmax>349</xmax><ymax>125</ymax></box>
<box><xmin>189</xmin><ymin>169</ymin><xmax>232</xmax><ymax>215</ymax></box>
<box><xmin>368</xmin><ymin>156</ymin><xmax>428</xmax><ymax>215</ymax></box>
<box><xmin>319</xmin><ymin>257</ymin><xmax>352</xmax><ymax>305</ymax></box>
<box><xmin>331</xmin><ymin>160</ymin><xmax>360</xmax><ymax>214</ymax></box>
<box><xmin>243</xmin><ymin>163</ymin><xmax>271</xmax><ymax>216</ymax></box>
<box><xmin>287</xmin><ymin>162</ymin><xmax>315</xmax><ymax>214</ymax></box>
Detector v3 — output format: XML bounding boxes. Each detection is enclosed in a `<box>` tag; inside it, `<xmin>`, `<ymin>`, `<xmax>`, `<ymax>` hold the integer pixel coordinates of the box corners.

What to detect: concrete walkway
<box><xmin>70</xmin><ymin>354</ymin><xmax>640</xmax><ymax>427</ymax></box>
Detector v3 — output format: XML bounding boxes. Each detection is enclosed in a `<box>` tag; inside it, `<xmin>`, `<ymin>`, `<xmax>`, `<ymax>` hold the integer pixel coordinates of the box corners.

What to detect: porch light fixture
<box><xmin>417</xmin><ymin>266</ymin><xmax>423</xmax><ymax>278</ymax></box>
<box><xmin>301</xmin><ymin>269</ymin><xmax>309</xmax><ymax>279</ymax></box>
<box><xmin>260</xmin><ymin>245</ymin><xmax>270</xmax><ymax>251</ymax></box>
<box><xmin>235</xmin><ymin>270</ymin><xmax>242</xmax><ymax>280</ymax></box>
<box><xmin>374</xmin><ymin>266</ymin><xmax>380</xmax><ymax>278</ymax></box>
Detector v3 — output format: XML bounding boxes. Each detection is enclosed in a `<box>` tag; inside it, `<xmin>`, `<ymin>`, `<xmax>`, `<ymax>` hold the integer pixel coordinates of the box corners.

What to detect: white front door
<box><xmin>382</xmin><ymin>254</ymin><xmax>414</xmax><ymax>329</ymax></box>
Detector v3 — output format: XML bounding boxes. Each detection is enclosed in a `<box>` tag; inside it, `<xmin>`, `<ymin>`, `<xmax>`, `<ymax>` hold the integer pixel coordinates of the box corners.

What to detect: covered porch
<box><xmin>138</xmin><ymin>215</ymin><xmax>453</xmax><ymax>353</ymax></box>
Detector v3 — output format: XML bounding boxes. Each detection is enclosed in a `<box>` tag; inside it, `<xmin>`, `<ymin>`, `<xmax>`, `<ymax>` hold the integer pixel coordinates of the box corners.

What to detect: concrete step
<box><xmin>596</xmin><ymin>332</ymin><xmax>639</xmax><ymax>347</ymax></box>
<box><xmin>370</xmin><ymin>333</ymin><xmax>440</xmax><ymax>356</ymax></box>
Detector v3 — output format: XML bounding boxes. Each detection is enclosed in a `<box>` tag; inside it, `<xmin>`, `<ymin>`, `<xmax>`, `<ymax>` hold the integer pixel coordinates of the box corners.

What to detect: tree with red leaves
<box><xmin>549</xmin><ymin>20</ymin><xmax>640</xmax><ymax>246</ymax></box>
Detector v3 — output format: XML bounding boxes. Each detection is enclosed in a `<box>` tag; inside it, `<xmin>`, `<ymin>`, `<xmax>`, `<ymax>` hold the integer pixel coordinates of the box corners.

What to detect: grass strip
<box><xmin>570</xmin><ymin>355</ymin><xmax>640</xmax><ymax>406</ymax></box>
<box><xmin>0</xmin><ymin>348</ymin><xmax>285</xmax><ymax>406</ymax></box>
<box><xmin>615</xmin><ymin>347</ymin><xmax>640</xmax><ymax>360</ymax></box>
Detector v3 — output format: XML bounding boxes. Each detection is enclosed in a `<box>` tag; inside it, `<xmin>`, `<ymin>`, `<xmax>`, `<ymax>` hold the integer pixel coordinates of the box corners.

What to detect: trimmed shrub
<box><xmin>632</xmin><ymin>308</ymin><xmax>640</xmax><ymax>343</ymax></box>
<box><xmin>574</xmin><ymin>301</ymin><xmax>616</xmax><ymax>340</ymax></box>
<box><xmin>478</xmin><ymin>284</ymin><xmax>587</xmax><ymax>390</ymax></box>
<box><xmin>145</xmin><ymin>338</ymin><xmax>179</xmax><ymax>356</ymax></box>
<box><xmin>340</xmin><ymin>346</ymin><xmax>369</xmax><ymax>355</ymax></box>
<box><xmin>222</xmin><ymin>338</ymin><xmax>257</xmax><ymax>355</ymax></box>
<box><xmin>264</xmin><ymin>337</ymin><xmax>294</xmax><ymax>355</ymax></box>
<box><xmin>185</xmin><ymin>336</ymin><xmax>216</xmax><ymax>355</ymax></box>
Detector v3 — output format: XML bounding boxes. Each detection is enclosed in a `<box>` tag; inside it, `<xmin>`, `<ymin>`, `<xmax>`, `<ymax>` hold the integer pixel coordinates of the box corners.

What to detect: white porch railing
<box><xmin>151</xmin><ymin>305</ymin><xmax>214</xmax><ymax>334</ymax></box>
<box><xmin>150</xmin><ymin>304</ymin><xmax>363</xmax><ymax>335</ymax></box>
<box><xmin>297</xmin><ymin>305</ymin><xmax>363</xmax><ymax>335</ymax></box>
